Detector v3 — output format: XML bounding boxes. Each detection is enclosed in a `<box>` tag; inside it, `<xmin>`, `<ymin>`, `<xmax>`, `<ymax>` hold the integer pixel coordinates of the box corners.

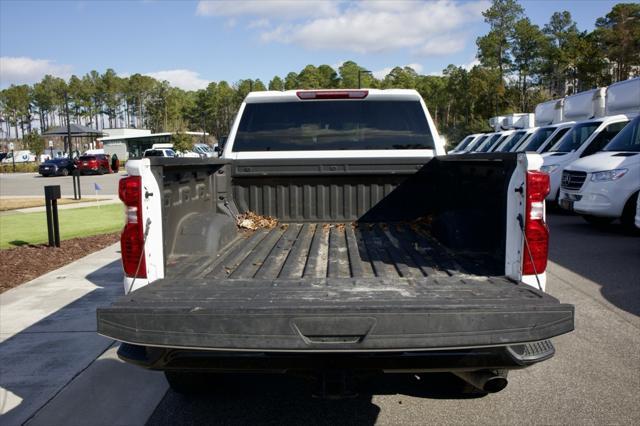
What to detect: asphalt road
<box><xmin>145</xmin><ymin>213</ymin><xmax>640</xmax><ymax>425</ymax></box>
<box><xmin>0</xmin><ymin>172</ymin><xmax>122</xmax><ymax>197</ymax></box>
<box><xmin>2</xmin><ymin>212</ymin><xmax>638</xmax><ymax>425</ymax></box>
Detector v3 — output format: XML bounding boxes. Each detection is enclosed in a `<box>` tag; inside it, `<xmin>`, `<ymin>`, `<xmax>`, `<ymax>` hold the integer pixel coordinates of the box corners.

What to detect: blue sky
<box><xmin>0</xmin><ymin>0</ymin><xmax>620</xmax><ymax>90</ymax></box>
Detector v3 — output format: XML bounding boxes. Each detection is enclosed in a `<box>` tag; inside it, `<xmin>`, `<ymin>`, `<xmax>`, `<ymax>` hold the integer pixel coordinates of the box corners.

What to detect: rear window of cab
<box><xmin>233</xmin><ymin>100</ymin><xmax>435</xmax><ymax>152</ymax></box>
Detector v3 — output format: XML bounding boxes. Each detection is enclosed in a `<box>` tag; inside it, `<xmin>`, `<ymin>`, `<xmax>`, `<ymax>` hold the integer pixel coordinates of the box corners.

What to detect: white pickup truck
<box><xmin>97</xmin><ymin>89</ymin><xmax>573</xmax><ymax>396</ymax></box>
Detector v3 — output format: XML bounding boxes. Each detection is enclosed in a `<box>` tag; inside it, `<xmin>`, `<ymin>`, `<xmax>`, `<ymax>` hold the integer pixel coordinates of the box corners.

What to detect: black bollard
<box><xmin>72</xmin><ymin>169</ymin><xmax>81</xmax><ymax>200</ymax></box>
<box><xmin>44</xmin><ymin>185</ymin><xmax>61</xmax><ymax>247</ymax></box>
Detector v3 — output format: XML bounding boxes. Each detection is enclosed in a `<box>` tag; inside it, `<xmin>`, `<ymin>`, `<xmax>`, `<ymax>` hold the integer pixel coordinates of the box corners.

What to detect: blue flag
<box><xmin>94</xmin><ymin>182</ymin><xmax>102</xmax><ymax>191</ymax></box>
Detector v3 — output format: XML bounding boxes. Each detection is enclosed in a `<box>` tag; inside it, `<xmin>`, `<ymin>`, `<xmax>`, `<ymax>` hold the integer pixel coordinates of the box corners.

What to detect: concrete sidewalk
<box><xmin>0</xmin><ymin>244</ymin><xmax>167</xmax><ymax>425</ymax></box>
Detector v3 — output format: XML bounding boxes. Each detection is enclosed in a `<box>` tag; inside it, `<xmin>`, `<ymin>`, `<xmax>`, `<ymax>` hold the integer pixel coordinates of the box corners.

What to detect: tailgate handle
<box><xmin>291</xmin><ymin>317</ymin><xmax>376</xmax><ymax>345</ymax></box>
<box><xmin>303</xmin><ymin>335</ymin><xmax>363</xmax><ymax>344</ymax></box>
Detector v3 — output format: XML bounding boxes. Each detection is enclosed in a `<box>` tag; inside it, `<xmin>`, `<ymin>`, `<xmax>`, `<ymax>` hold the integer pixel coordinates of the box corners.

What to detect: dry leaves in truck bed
<box><xmin>236</xmin><ymin>211</ymin><xmax>279</xmax><ymax>230</ymax></box>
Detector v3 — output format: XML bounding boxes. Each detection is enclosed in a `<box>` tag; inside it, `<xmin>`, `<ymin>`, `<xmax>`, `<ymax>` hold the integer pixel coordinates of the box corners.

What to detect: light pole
<box><xmin>64</xmin><ymin>92</ymin><xmax>72</xmax><ymax>157</ymax></box>
<box><xmin>9</xmin><ymin>142</ymin><xmax>15</xmax><ymax>172</ymax></box>
<box><xmin>202</xmin><ymin>112</ymin><xmax>206</xmax><ymax>144</ymax></box>
<box><xmin>358</xmin><ymin>70</ymin><xmax>372</xmax><ymax>89</ymax></box>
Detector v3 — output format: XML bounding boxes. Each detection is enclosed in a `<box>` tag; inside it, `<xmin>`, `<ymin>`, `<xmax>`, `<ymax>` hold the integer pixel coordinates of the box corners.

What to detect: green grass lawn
<box><xmin>0</xmin><ymin>203</ymin><xmax>124</xmax><ymax>249</ymax></box>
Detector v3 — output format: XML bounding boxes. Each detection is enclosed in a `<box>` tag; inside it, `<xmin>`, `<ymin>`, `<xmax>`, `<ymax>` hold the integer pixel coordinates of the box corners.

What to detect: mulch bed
<box><xmin>0</xmin><ymin>233</ymin><xmax>120</xmax><ymax>293</ymax></box>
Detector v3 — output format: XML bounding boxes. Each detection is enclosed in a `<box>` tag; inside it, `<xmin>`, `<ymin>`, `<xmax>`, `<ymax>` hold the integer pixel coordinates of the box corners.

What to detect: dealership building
<box><xmin>98</xmin><ymin>129</ymin><xmax>209</xmax><ymax>160</ymax></box>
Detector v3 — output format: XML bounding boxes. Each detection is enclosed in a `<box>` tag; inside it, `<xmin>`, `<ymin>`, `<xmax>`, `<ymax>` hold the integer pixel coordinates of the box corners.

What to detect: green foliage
<box><xmin>268</xmin><ymin>76</ymin><xmax>284</xmax><ymax>91</ymax></box>
<box><xmin>24</xmin><ymin>130</ymin><xmax>45</xmax><ymax>156</ymax></box>
<box><xmin>0</xmin><ymin>163</ymin><xmax>39</xmax><ymax>173</ymax></box>
<box><xmin>595</xmin><ymin>3</ymin><xmax>640</xmax><ymax>82</ymax></box>
<box><xmin>171</xmin><ymin>131</ymin><xmax>194</xmax><ymax>153</ymax></box>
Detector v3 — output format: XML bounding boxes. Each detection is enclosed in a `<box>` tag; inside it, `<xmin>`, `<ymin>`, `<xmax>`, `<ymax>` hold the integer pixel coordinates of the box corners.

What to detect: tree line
<box><xmin>1</xmin><ymin>0</ymin><xmax>638</xmax><ymax>148</ymax></box>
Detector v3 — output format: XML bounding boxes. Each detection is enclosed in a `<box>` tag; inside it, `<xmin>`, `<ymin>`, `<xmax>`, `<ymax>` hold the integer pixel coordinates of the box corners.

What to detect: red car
<box><xmin>76</xmin><ymin>154</ymin><xmax>112</xmax><ymax>175</ymax></box>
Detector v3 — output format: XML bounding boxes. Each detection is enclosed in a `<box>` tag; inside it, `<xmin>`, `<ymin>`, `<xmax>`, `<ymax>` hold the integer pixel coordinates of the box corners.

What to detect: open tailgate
<box><xmin>97</xmin><ymin>276</ymin><xmax>574</xmax><ymax>352</ymax></box>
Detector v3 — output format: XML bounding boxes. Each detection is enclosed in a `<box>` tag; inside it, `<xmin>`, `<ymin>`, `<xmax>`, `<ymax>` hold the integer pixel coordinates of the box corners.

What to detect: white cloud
<box><xmin>248</xmin><ymin>18</ymin><xmax>270</xmax><ymax>29</ymax></box>
<box><xmin>414</xmin><ymin>37</ymin><xmax>466</xmax><ymax>56</ymax></box>
<box><xmin>372</xmin><ymin>63</ymin><xmax>424</xmax><ymax>79</ymax></box>
<box><xmin>462</xmin><ymin>58</ymin><xmax>481</xmax><ymax>70</ymax></box>
<box><xmin>258</xmin><ymin>0</ymin><xmax>488</xmax><ymax>55</ymax></box>
<box><xmin>0</xmin><ymin>56</ymin><xmax>73</xmax><ymax>86</ymax></box>
<box><xmin>196</xmin><ymin>0</ymin><xmax>339</xmax><ymax>20</ymax></box>
<box><xmin>144</xmin><ymin>69</ymin><xmax>210</xmax><ymax>90</ymax></box>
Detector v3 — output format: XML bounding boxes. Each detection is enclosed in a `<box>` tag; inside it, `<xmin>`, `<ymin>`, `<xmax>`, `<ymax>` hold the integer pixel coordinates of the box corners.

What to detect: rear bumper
<box><xmin>117</xmin><ymin>340</ymin><xmax>557</xmax><ymax>372</ymax></box>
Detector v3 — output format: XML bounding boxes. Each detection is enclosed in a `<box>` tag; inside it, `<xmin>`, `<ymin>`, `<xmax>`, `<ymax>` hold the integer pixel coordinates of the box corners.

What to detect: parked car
<box><xmin>143</xmin><ymin>148</ymin><xmax>176</xmax><ymax>158</ymax></box>
<box><xmin>38</xmin><ymin>157</ymin><xmax>76</xmax><ymax>177</ymax></box>
<box><xmin>98</xmin><ymin>89</ymin><xmax>573</xmax><ymax>396</ymax></box>
<box><xmin>76</xmin><ymin>154</ymin><xmax>112</xmax><ymax>174</ymax></box>
<box><xmin>192</xmin><ymin>143</ymin><xmax>216</xmax><ymax>158</ymax></box>
<box><xmin>559</xmin><ymin>115</ymin><xmax>639</xmax><ymax>228</ymax></box>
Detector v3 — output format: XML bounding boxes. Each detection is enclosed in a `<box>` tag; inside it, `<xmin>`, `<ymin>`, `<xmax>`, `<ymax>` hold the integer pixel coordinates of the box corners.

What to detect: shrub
<box><xmin>0</xmin><ymin>163</ymin><xmax>39</xmax><ymax>173</ymax></box>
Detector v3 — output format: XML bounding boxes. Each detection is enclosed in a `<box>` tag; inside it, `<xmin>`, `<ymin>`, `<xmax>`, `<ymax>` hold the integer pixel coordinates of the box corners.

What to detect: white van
<box><xmin>449</xmin><ymin>133</ymin><xmax>483</xmax><ymax>153</ymax></box>
<box><xmin>455</xmin><ymin>133</ymin><xmax>490</xmax><ymax>153</ymax></box>
<box><xmin>192</xmin><ymin>143</ymin><xmax>216</xmax><ymax>158</ymax></box>
<box><xmin>514</xmin><ymin>98</ymin><xmax>573</xmax><ymax>153</ymax></box>
<box><xmin>495</xmin><ymin>128</ymin><xmax>537</xmax><ymax>152</ymax></box>
<box><xmin>478</xmin><ymin>130</ymin><xmax>515</xmax><ymax>152</ymax></box>
<box><xmin>1</xmin><ymin>150</ymin><xmax>36</xmax><ymax>163</ymax></box>
<box><xmin>559</xmin><ymin>114</ymin><xmax>639</xmax><ymax>227</ymax></box>
<box><xmin>470</xmin><ymin>131</ymin><xmax>509</xmax><ymax>153</ymax></box>
<box><xmin>541</xmin><ymin>79</ymin><xmax>640</xmax><ymax>202</ymax></box>
<box><xmin>515</xmin><ymin>122</ymin><xmax>575</xmax><ymax>153</ymax></box>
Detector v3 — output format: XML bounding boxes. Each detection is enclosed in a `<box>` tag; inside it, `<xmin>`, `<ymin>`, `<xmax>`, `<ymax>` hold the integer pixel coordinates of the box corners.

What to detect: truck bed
<box><xmin>98</xmin><ymin>222</ymin><xmax>574</xmax><ymax>352</ymax></box>
<box><xmin>167</xmin><ymin>222</ymin><xmax>494</xmax><ymax>281</ymax></box>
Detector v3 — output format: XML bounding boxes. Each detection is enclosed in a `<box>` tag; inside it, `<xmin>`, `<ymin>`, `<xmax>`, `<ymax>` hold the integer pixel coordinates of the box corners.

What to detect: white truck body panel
<box><xmin>562</xmin><ymin>88</ymin><xmax>606</xmax><ymax>123</ymax></box>
<box><xmin>535</xmin><ymin>98</ymin><xmax>564</xmax><ymax>126</ymax></box>
<box><xmin>605</xmin><ymin>77</ymin><xmax>640</xmax><ymax>116</ymax></box>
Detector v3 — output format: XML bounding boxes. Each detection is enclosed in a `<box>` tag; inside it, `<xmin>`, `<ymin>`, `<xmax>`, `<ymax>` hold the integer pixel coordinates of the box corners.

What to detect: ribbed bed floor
<box><xmin>167</xmin><ymin>222</ymin><xmax>495</xmax><ymax>280</ymax></box>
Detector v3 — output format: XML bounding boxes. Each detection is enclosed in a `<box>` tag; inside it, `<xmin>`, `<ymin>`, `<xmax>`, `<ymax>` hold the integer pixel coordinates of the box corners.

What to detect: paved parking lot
<box><xmin>0</xmin><ymin>172</ymin><xmax>123</xmax><ymax>197</ymax></box>
<box><xmin>1</xmin><ymin>212</ymin><xmax>638</xmax><ymax>425</ymax></box>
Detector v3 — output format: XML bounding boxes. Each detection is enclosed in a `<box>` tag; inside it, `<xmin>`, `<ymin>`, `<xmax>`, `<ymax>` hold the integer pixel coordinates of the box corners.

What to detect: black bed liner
<box><xmin>98</xmin><ymin>223</ymin><xmax>573</xmax><ymax>352</ymax></box>
<box><xmin>168</xmin><ymin>222</ymin><xmax>497</xmax><ymax>280</ymax></box>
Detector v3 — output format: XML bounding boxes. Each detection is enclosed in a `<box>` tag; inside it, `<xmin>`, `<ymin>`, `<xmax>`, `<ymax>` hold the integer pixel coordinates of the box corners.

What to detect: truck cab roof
<box><xmin>244</xmin><ymin>89</ymin><xmax>424</xmax><ymax>103</ymax></box>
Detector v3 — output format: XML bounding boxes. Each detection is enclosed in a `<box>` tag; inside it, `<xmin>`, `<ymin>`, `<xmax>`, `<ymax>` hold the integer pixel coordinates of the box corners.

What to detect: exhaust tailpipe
<box><xmin>453</xmin><ymin>370</ymin><xmax>508</xmax><ymax>393</ymax></box>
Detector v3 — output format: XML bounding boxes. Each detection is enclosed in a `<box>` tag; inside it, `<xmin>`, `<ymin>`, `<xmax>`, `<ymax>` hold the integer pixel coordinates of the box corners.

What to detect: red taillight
<box><xmin>523</xmin><ymin>171</ymin><xmax>550</xmax><ymax>275</ymax></box>
<box><xmin>119</xmin><ymin>175</ymin><xmax>142</xmax><ymax>205</ymax></box>
<box><xmin>296</xmin><ymin>90</ymin><xmax>368</xmax><ymax>100</ymax></box>
<box><xmin>118</xmin><ymin>176</ymin><xmax>146</xmax><ymax>278</ymax></box>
